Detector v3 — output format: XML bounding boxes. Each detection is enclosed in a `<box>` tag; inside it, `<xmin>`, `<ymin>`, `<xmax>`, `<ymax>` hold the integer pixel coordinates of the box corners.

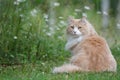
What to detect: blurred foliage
<box><xmin>0</xmin><ymin>0</ymin><xmax>120</xmax><ymax>65</ymax></box>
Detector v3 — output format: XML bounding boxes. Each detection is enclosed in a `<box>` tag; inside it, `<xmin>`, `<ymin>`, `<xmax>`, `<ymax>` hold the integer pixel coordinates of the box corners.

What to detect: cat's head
<box><xmin>66</xmin><ymin>16</ymin><xmax>97</xmax><ymax>37</ymax></box>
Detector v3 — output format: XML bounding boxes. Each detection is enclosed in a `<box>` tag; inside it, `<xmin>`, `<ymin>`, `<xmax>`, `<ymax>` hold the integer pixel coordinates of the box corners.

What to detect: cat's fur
<box><xmin>52</xmin><ymin>17</ymin><xmax>117</xmax><ymax>73</ymax></box>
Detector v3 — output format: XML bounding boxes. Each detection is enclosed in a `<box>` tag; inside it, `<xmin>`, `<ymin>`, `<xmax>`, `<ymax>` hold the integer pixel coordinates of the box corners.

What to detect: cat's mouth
<box><xmin>72</xmin><ymin>31</ymin><xmax>82</xmax><ymax>36</ymax></box>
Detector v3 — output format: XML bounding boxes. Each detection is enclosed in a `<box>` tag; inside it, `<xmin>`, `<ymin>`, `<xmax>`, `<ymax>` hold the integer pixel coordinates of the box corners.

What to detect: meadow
<box><xmin>0</xmin><ymin>0</ymin><xmax>120</xmax><ymax>80</ymax></box>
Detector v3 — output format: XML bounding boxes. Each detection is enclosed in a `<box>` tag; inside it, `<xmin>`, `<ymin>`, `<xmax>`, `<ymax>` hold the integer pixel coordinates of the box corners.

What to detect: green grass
<box><xmin>0</xmin><ymin>58</ymin><xmax>120</xmax><ymax>80</ymax></box>
<box><xmin>0</xmin><ymin>47</ymin><xmax>120</xmax><ymax>80</ymax></box>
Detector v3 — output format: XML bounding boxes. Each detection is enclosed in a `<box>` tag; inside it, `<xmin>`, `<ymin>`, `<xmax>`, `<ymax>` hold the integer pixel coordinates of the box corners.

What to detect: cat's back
<box><xmin>81</xmin><ymin>35</ymin><xmax>107</xmax><ymax>51</ymax></box>
<box><xmin>79</xmin><ymin>35</ymin><xmax>116</xmax><ymax>71</ymax></box>
<box><xmin>74</xmin><ymin>35</ymin><xmax>109</xmax><ymax>58</ymax></box>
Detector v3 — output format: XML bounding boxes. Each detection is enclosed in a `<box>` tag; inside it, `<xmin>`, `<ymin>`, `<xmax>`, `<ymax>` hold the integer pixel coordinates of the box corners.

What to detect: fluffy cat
<box><xmin>52</xmin><ymin>17</ymin><xmax>117</xmax><ymax>73</ymax></box>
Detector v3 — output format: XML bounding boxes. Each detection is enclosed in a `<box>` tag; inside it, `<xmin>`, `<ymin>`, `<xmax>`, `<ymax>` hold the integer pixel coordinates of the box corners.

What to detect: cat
<box><xmin>52</xmin><ymin>17</ymin><xmax>117</xmax><ymax>73</ymax></box>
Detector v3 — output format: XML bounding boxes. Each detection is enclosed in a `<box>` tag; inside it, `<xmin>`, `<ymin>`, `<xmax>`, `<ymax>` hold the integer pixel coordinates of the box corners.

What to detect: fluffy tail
<box><xmin>52</xmin><ymin>64</ymin><xmax>81</xmax><ymax>73</ymax></box>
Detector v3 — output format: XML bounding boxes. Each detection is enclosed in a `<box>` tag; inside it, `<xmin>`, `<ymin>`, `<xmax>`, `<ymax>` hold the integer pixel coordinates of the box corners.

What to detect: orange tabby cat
<box><xmin>52</xmin><ymin>17</ymin><xmax>117</xmax><ymax>73</ymax></box>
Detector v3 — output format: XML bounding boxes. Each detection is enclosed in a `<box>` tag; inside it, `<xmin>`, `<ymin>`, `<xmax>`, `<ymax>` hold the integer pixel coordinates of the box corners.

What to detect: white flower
<box><xmin>117</xmin><ymin>23</ymin><xmax>120</xmax><ymax>29</ymax></box>
<box><xmin>84</xmin><ymin>6</ymin><xmax>90</xmax><ymax>10</ymax></box>
<box><xmin>97</xmin><ymin>11</ymin><xmax>102</xmax><ymax>14</ymax></box>
<box><xmin>54</xmin><ymin>2</ymin><xmax>60</xmax><ymax>7</ymax></box>
<box><xmin>58</xmin><ymin>16</ymin><xmax>63</xmax><ymax>19</ymax></box>
<box><xmin>103</xmin><ymin>11</ymin><xmax>108</xmax><ymax>15</ymax></box>
<box><xmin>14</xmin><ymin>36</ymin><xmax>17</xmax><ymax>39</ymax></box>
<box><xmin>30</xmin><ymin>9</ymin><xmax>37</xmax><ymax>16</ymax></box>
<box><xmin>43</xmin><ymin>14</ymin><xmax>48</xmax><ymax>22</ymax></box>
<box><xmin>42</xmin><ymin>72</ymin><xmax>45</xmax><ymax>74</ymax></box>
<box><xmin>58</xmin><ymin>36</ymin><xmax>62</xmax><ymax>39</ymax></box>
<box><xmin>14</xmin><ymin>1</ymin><xmax>19</xmax><ymax>5</ymax></box>
<box><xmin>75</xmin><ymin>9</ymin><xmax>81</xmax><ymax>12</ymax></box>
<box><xmin>43</xmin><ymin>14</ymin><xmax>48</xmax><ymax>19</ymax></box>
<box><xmin>17</xmin><ymin>0</ymin><xmax>26</xmax><ymax>3</ymax></box>
<box><xmin>49</xmin><ymin>27</ymin><xmax>54</xmax><ymax>31</ymax></box>
<box><xmin>82</xmin><ymin>13</ymin><xmax>87</xmax><ymax>17</ymax></box>
<box><xmin>56</xmin><ymin>27</ymin><xmax>60</xmax><ymax>30</ymax></box>
<box><xmin>60</xmin><ymin>20</ymin><xmax>66</xmax><ymax>25</ymax></box>
<box><xmin>20</xmin><ymin>14</ymin><xmax>24</xmax><ymax>17</ymax></box>
<box><xmin>41</xmin><ymin>62</ymin><xmax>45</xmax><ymax>65</ymax></box>
<box><xmin>14</xmin><ymin>0</ymin><xmax>26</xmax><ymax>5</ymax></box>
<box><xmin>46</xmin><ymin>32</ymin><xmax>52</xmax><ymax>36</ymax></box>
<box><xmin>117</xmin><ymin>47</ymin><xmax>120</xmax><ymax>50</ymax></box>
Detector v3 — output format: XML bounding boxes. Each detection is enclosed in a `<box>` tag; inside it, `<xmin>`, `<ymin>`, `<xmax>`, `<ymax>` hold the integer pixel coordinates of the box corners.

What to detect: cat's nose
<box><xmin>73</xmin><ymin>31</ymin><xmax>76</xmax><ymax>34</ymax></box>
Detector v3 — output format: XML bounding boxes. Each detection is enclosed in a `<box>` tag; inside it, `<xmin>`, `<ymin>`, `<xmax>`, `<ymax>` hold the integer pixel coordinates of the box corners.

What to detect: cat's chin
<box><xmin>72</xmin><ymin>35</ymin><xmax>82</xmax><ymax>38</ymax></box>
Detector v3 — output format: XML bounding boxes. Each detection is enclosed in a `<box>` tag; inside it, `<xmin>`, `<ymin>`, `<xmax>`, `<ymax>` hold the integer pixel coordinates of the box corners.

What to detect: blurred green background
<box><xmin>0</xmin><ymin>0</ymin><xmax>120</xmax><ymax>65</ymax></box>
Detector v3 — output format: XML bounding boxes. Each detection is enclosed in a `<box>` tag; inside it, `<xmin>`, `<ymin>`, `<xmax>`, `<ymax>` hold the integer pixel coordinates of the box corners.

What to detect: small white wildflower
<box><xmin>84</xmin><ymin>6</ymin><xmax>90</xmax><ymax>10</ymax></box>
<box><xmin>43</xmin><ymin>14</ymin><xmax>48</xmax><ymax>19</ymax></box>
<box><xmin>82</xmin><ymin>13</ymin><xmax>87</xmax><ymax>18</ymax></box>
<box><xmin>49</xmin><ymin>27</ymin><xmax>54</xmax><ymax>31</ymax></box>
<box><xmin>41</xmin><ymin>62</ymin><xmax>45</xmax><ymax>65</ymax></box>
<box><xmin>75</xmin><ymin>9</ymin><xmax>81</xmax><ymax>12</ymax></box>
<box><xmin>14</xmin><ymin>1</ymin><xmax>19</xmax><ymax>5</ymax></box>
<box><xmin>103</xmin><ymin>11</ymin><xmax>108</xmax><ymax>15</ymax></box>
<box><xmin>60</xmin><ymin>20</ymin><xmax>66</xmax><ymax>25</ymax></box>
<box><xmin>58</xmin><ymin>16</ymin><xmax>63</xmax><ymax>19</ymax></box>
<box><xmin>30</xmin><ymin>9</ymin><xmax>37</xmax><ymax>16</ymax></box>
<box><xmin>19</xmin><ymin>14</ymin><xmax>24</xmax><ymax>17</ymax></box>
<box><xmin>29</xmin><ymin>23</ymin><xmax>32</xmax><ymax>26</ymax></box>
<box><xmin>54</xmin><ymin>2</ymin><xmax>60</xmax><ymax>7</ymax></box>
<box><xmin>117</xmin><ymin>23</ymin><xmax>120</xmax><ymax>29</ymax></box>
<box><xmin>42</xmin><ymin>72</ymin><xmax>45</xmax><ymax>74</ymax></box>
<box><xmin>56</xmin><ymin>27</ymin><xmax>60</xmax><ymax>30</ymax></box>
<box><xmin>97</xmin><ymin>11</ymin><xmax>102</xmax><ymax>14</ymax></box>
<box><xmin>117</xmin><ymin>47</ymin><xmax>120</xmax><ymax>50</ymax></box>
<box><xmin>46</xmin><ymin>32</ymin><xmax>52</xmax><ymax>36</ymax></box>
<box><xmin>58</xmin><ymin>36</ymin><xmax>62</xmax><ymax>39</ymax></box>
<box><xmin>14</xmin><ymin>36</ymin><xmax>17</xmax><ymax>39</ymax></box>
<box><xmin>14</xmin><ymin>0</ymin><xmax>26</xmax><ymax>5</ymax></box>
<box><xmin>44</xmin><ymin>17</ymin><xmax>48</xmax><ymax>21</ymax></box>
<box><xmin>17</xmin><ymin>0</ymin><xmax>26</xmax><ymax>3</ymax></box>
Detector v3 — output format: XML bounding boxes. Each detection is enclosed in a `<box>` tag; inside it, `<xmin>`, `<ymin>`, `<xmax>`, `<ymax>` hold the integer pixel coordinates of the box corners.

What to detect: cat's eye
<box><xmin>78</xmin><ymin>26</ymin><xmax>82</xmax><ymax>29</ymax></box>
<box><xmin>71</xmin><ymin>26</ymin><xmax>74</xmax><ymax>29</ymax></box>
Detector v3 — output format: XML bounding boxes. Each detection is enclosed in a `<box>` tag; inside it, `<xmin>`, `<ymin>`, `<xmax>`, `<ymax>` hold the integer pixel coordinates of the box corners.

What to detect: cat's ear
<box><xmin>80</xmin><ymin>16</ymin><xmax>87</xmax><ymax>25</ymax></box>
<box><xmin>68</xmin><ymin>16</ymin><xmax>74</xmax><ymax>25</ymax></box>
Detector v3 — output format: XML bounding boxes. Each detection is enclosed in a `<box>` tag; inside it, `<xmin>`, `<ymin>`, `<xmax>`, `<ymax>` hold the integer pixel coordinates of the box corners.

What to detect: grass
<box><xmin>0</xmin><ymin>58</ymin><xmax>119</xmax><ymax>80</ymax></box>
<box><xmin>0</xmin><ymin>47</ymin><xmax>120</xmax><ymax>80</ymax></box>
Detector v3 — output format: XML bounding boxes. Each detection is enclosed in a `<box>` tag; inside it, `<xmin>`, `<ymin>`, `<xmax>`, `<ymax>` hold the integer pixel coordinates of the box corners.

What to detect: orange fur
<box><xmin>52</xmin><ymin>17</ymin><xmax>117</xmax><ymax>73</ymax></box>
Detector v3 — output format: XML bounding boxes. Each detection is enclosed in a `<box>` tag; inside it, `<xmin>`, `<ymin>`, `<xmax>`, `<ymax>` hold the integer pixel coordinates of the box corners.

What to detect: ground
<box><xmin>0</xmin><ymin>53</ymin><xmax>120</xmax><ymax>80</ymax></box>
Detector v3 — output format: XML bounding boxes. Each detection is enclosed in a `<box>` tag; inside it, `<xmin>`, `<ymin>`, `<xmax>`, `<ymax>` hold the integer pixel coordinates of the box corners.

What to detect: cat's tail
<box><xmin>52</xmin><ymin>64</ymin><xmax>81</xmax><ymax>73</ymax></box>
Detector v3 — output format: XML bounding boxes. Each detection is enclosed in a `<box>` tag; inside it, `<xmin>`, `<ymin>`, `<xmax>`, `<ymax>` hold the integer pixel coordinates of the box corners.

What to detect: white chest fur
<box><xmin>65</xmin><ymin>36</ymin><xmax>83</xmax><ymax>50</ymax></box>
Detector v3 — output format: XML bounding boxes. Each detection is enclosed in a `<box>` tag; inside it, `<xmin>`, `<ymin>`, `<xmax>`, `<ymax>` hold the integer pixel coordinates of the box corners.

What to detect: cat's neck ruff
<box><xmin>65</xmin><ymin>36</ymin><xmax>83</xmax><ymax>50</ymax></box>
